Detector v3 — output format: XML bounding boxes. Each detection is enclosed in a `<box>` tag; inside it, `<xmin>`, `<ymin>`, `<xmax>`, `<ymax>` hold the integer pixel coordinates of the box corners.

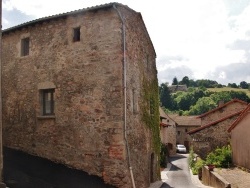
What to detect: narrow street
<box><xmin>160</xmin><ymin>154</ymin><xmax>201</xmax><ymax>188</ymax></box>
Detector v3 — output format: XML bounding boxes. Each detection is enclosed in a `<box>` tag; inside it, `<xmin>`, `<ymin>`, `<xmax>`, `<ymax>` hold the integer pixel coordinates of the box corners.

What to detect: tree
<box><xmin>172</xmin><ymin>77</ymin><xmax>178</xmax><ymax>85</ymax></box>
<box><xmin>240</xmin><ymin>81</ymin><xmax>249</xmax><ymax>89</ymax></box>
<box><xmin>159</xmin><ymin>83</ymin><xmax>172</xmax><ymax>109</ymax></box>
<box><xmin>188</xmin><ymin>97</ymin><xmax>217</xmax><ymax>115</ymax></box>
<box><xmin>228</xmin><ymin>83</ymin><xmax>238</xmax><ymax>88</ymax></box>
<box><xmin>180</xmin><ymin>76</ymin><xmax>190</xmax><ymax>87</ymax></box>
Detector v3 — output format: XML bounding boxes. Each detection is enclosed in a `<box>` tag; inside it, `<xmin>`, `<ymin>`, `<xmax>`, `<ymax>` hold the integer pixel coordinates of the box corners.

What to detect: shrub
<box><xmin>189</xmin><ymin>147</ymin><xmax>205</xmax><ymax>175</ymax></box>
<box><xmin>192</xmin><ymin>159</ymin><xmax>205</xmax><ymax>175</ymax></box>
<box><xmin>160</xmin><ymin>143</ymin><xmax>168</xmax><ymax>167</ymax></box>
<box><xmin>205</xmin><ymin>145</ymin><xmax>232</xmax><ymax>168</ymax></box>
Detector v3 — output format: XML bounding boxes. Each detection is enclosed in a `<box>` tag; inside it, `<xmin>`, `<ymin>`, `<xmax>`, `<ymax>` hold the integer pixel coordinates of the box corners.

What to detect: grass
<box><xmin>208</xmin><ymin>87</ymin><xmax>250</xmax><ymax>98</ymax></box>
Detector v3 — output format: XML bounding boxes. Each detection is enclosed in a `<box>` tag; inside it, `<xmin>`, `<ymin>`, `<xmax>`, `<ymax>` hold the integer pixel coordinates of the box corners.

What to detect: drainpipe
<box><xmin>113</xmin><ymin>4</ymin><xmax>136</xmax><ymax>188</ymax></box>
<box><xmin>0</xmin><ymin>0</ymin><xmax>3</xmax><ymax>182</ymax></box>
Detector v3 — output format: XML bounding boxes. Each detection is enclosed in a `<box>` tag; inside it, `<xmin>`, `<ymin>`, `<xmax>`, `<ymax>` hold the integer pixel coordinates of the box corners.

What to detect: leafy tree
<box><xmin>228</xmin><ymin>83</ymin><xmax>238</xmax><ymax>88</ymax></box>
<box><xmin>229</xmin><ymin>91</ymin><xmax>250</xmax><ymax>103</ymax></box>
<box><xmin>189</xmin><ymin>79</ymin><xmax>197</xmax><ymax>87</ymax></box>
<box><xmin>174</xmin><ymin>92</ymin><xmax>194</xmax><ymax>111</ymax></box>
<box><xmin>240</xmin><ymin>81</ymin><xmax>249</xmax><ymax>89</ymax></box>
<box><xmin>180</xmin><ymin>76</ymin><xmax>190</xmax><ymax>87</ymax></box>
<box><xmin>159</xmin><ymin>83</ymin><xmax>172</xmax><ymax>109</ymax></box>
<box><xmin>188</xmin><ymin>97</ymin><xmax>217</xmax><ymax>115</ymax></box>
<box><xmin>172</xmin><ymin>77</ymin><xmax>178</xmax><ymax>85</ymax></box>
<box><xmin>210</xmin><ymin>91</ymin><xmax>232</xmax><ymax>105</ymax></box>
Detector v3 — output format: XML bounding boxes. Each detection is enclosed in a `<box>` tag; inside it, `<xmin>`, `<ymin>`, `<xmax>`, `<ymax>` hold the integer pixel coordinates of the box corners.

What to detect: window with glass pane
<box><xmin>42</xmin><ymin>89</ymin><xmax>54</xmax><ymax>115</ymax></box>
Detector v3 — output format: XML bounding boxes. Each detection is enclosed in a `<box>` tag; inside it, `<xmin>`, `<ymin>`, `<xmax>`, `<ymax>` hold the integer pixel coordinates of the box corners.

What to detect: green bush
<box><xmin>189</xmin><ymin>147</ymin><xmax>205</xmax><ymax>175</ymax></box>
<box><xmin>205</xmin><ymin>145</ymin><xmax>232</xmax><ymax>168</ymax></box>
<box><xmin>192</xmin><ymin>159</ymin><xmax>205</xmax><ymax>175</ymax></box>
<box><xmin>160</xmin><ymin>143</ymin><xmax>168</xmax><ymax>167</ymax></box>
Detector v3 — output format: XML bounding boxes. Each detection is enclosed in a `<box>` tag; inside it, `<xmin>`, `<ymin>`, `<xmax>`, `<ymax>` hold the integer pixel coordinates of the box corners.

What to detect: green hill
<box><xmin>208</xmin><ymin>87</ymin><xmax>250</xmax><ymax>98</ymax></box>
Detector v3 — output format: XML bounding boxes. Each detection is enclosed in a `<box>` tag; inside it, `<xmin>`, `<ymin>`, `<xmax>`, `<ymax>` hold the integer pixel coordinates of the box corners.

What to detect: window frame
<box><xmin>41</xmin><ymin>89</ymin><xmax>55</xmax><ymax>116</ymax></box>
<box><xmin>21</xmin><ymin>37</ymin><xmax>30</xmax><ymax>56</ymax></box>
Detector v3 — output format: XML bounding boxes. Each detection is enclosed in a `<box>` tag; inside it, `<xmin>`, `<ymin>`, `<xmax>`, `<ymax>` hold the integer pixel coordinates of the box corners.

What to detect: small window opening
<box><xmin>41</xmin><ymin>89</ymin><xmax>55</xmax><ymax>115</ymax></box>
<box><xmin>73</xmin><ymin>27</ymin><xmax>81</xmax><ymax>42</ymax></box>
<box><xmin>21</xmin><ymin>37</ymin><xmax>29</xmax><ymax>56</ymax></box>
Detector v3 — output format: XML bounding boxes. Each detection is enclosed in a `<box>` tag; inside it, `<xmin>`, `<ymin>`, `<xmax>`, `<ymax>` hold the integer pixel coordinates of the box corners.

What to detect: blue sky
<box><xmin>3</xmin><ymin>0</ymin><xmax>250</xmax><ymax>85</ymax></box>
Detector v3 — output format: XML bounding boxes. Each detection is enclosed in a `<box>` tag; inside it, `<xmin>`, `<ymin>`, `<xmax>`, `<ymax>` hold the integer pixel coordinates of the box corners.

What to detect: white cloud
<box><xmin>3</xmin><ymin>0</ymin><xmax>250</xmax><ymax>85</ymax></box>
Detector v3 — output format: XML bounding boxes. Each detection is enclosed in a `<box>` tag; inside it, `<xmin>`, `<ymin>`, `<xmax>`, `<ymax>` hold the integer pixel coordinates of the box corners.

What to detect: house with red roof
<box><xmin>169</xmin><ymin>114</ymin><xmax>200</xmax><ymax>152</ymax></box>
<box><xmin>198</xmin><ymin>99</ymin><xmax>248</xmax><ymax>126</ymax></box>
<box><xmin>159</xmin><ymin>108</ymin><xmax>177</xmax><ymax>155</ymax></box>
<box><xmin>228</xmin><ymin>104</ymin><xmax>250</xmax><ymax>170</ymax></box>
<box><xmin>188</xmin><ymin>99</ymin><xmax>248</xmax><ymax>159</ymax></box>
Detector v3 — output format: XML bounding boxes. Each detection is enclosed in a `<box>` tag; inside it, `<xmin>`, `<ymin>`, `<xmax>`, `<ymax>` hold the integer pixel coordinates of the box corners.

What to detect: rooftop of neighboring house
<box><xmin>188</xmin><ymin>111</ymin><xmax>242</xmax><ymax>134</ymax></box>
<box><xmin>159</xmin><ymin>107</ymin><xmax>177</xmax><ymax>127</ymax></box>
<box><xmin>168</xmin><ymin>114</ymin><xmax>201</xmax><ymax>127</ymax></box>
<box><xmin>228</xmin><ymin>104</ymin><xmax>250</xmax><ymax>132</ymax></box>
<box><xmin>3</xmin><ymin>2</ymin><xmax>133</xmax><ymax>35</ymax></box>
<box><xmin>198</xmin><ymin>98</ymin><xmax>248</xmax><ymax>118</ymax></box>
<box><xmin>168</xmin><ymin>85</ymin><xmax>187</xmax><ymax>93</ymax></box>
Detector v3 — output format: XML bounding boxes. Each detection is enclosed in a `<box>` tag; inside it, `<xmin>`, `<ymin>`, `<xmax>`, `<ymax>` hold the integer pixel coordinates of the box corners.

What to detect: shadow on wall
<box><xmin>3</xmin><ymin>147</ymin><xmax>116</xmax><ymax>188</ymax></box>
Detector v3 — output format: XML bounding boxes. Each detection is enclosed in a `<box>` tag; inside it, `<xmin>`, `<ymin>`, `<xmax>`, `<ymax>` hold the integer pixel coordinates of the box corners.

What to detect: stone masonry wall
<box><xmin>190</xmin><ymin>115</ymin><xmax>238</xmax><ymax>159</ymax></box>
<box><xmin>119</xmin><ymin>6</ymin><xmax>159</xmax><ymax>187</ymax></box>
<box><xmin>201</xmin><ymin>102</ymin><xmax>247</xmax><ymax>126</ymax></box>
<box><xmin>2</xmin><ymin>5</ymin><xmax>158</xmax><ymax>188</ymax></box>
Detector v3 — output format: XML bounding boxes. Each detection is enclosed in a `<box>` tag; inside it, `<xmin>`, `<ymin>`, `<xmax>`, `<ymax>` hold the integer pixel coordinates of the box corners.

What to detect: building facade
<box><xmin>159</xmin><ymin>108</ymin><xmax>176</xmax><ymax>156</ymax></box>
<box><xmin>228</xmin><ymin>104</ymin><xmax>250</xmax><ymax>170</ymax></box>
<box><xmin>188</xmin><ymin>99</ymin><xmax>248</xmax><ymax>159</ymax></box>
<box><xmin>2</xmin><ymin>3</ymin><xmax>160</xmax><ymax>187</ymax></box>
<box><xmin>169</xmin><ymin>114</ymin><xmax>200</xmax><ymax>152</ymax></box>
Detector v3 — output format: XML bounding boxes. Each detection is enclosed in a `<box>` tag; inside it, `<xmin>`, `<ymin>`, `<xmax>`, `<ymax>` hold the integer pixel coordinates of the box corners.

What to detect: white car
<box><xmin>176</xmin><ymin>144</ymin><xmax>187</xmax><ymax>153</ymax></box>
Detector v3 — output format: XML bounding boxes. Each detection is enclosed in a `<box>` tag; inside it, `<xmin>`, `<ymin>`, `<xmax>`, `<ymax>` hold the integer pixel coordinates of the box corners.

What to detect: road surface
<box><xmin>160</xmin><ymin>154</ymin><xmax>201</xmax><ymax>188</ymax></box>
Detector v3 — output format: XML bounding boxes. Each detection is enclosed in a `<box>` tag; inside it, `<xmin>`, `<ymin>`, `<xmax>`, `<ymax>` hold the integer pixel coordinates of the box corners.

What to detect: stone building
<box><xmin>228</xmin><ymin>104</ymin><xmax>250</xmax><ymax>170</ymax></box>
<box><xmin>169</xmin><ymin>114</ymin><xmax>201</xmax><ymax>152</ymax></box>
<box><xmin>2</xmin><ymin>3</ymin><xmax>160</xmax><ymax>188</ymax></box>
<box><xmin>159</xmin><ymin>108</ymin><xmax>176</xmax><ymax>156</ymax></box>
<box><xmin>168</xmin><ymin>85</ymin><xmax>187</xmax><ymax>93</ymax></box>
<box><xmin>198</xmin><ymin>99</ymin><xmax>248</xmax><ymax>126</ymax></box>
<box><xmin>188</xmin><ymin>99</ymin><xmax>248</xmax><ymax>159</ymax></box>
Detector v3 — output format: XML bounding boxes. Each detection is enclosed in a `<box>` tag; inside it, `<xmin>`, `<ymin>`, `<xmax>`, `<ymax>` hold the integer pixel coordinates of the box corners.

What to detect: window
<box><xmin>73</xmin><ymin>27</ymin><xmax>80</xmax><ymax>42</ymax></box>
<box><xmin>41</xmin><ymin>89</ymin><xmax>55</xmax><ymax>115</ymax></box>
<box><xmin>177</xmin><ymin>131</ymin><xmax>181</xmax><ymax>135</ymax></box>
<box><xmin>21</xmin><ymin>37</ymin><xmax>30</xmax><ymax>56</ymax></box>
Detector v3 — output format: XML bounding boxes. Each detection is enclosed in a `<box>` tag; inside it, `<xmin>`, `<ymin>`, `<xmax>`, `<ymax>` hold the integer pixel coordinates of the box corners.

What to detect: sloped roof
<box><xmin>169</xmin><ymin>114</ymin><xmax>201</xmax><ymax>126</ymax></box>
<box><xmin>188</xmin><ymin>111</ymin><xmax>242</xmax><ymax>134</ymax></box>
<box><xmin>228</xmin><ymin>104</ymin><xmax>250</xmax><ymax>132</ymax></box>
<box><xmin>159</xmin><ymin>107</ymin><xmax>176</xmax><ymax>125</ymax></box>
<box><xmin>197</xmin><ymin>99</ymin><xmax>248</xmax><ymax>118</ymax></box>
<box><xmin>159</xmin><ymin>107</ymin><xmax>168</xmax><ymax>119</ymax></box>
<box><xmin>3</xmin><ymin>2</ymin><xmax>132</xmax><ymax>34</ymax></box>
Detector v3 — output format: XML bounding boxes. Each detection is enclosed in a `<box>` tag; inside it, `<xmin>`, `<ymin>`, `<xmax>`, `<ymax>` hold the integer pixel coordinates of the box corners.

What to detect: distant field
<box><xmin>208</xmin><ymin>87</ymin><xmax>250</xmax><ymax>98</ymax></box>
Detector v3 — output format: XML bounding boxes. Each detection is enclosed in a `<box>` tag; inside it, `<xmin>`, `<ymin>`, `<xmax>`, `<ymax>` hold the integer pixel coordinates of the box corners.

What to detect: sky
<box><xmin>3</xmin><ymin>0</ymin><xmax>250</xmax><ymax>85</ymax></box>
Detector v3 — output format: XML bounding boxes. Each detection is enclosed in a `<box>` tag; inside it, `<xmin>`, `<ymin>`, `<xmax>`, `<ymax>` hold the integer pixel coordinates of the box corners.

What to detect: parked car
<box><xmin>176</xmin><ymin>144</ymin><xmax>187</xmax><ymax>153</ymax></box>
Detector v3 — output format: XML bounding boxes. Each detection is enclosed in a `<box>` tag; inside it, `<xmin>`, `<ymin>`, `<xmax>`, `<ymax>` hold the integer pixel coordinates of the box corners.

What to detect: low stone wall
<box><xmin>202</xmin><ymin>166</ymin><xmax>231</xmax><ymax>188</ymax></box>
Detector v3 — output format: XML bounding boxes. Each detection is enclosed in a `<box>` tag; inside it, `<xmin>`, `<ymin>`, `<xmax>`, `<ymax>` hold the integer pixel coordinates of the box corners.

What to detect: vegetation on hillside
<box><xmin>160</xmin><ymin>76</ymin><xmax>250</xmax><ymax>115</ymax></box>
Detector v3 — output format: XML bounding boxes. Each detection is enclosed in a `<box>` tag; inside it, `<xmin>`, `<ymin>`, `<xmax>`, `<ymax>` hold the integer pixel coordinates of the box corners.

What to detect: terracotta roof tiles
<box><xmin>197</xmin><ymin>99</ymin><xmax>247</xmax><ymax>118</ymax></box>
<box><xmin>188</xmin><ymin>111</ymin><xmax>242</xmax><ymax>134</ymax></box>
<box><xmin>228</xmin><ymin>104</ymin><xmax>250</xmax><ymax>132</ymax></box>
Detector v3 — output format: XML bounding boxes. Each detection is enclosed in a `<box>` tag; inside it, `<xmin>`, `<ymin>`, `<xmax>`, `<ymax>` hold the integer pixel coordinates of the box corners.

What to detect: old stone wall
<box><xmin>201</xmin><ymin>102</ymin><xmax>247</xmax><ymax>126</ymax></box>
<box><xmin>2</xmin><ymin>5</ymin><xmax>158</xmax><ymax>188</ymax></box>
<box><xmin>190</xmin><ymin>116</ymin><xmax>238</xmax><ymax>159</ymax></box>
<box><xmin>119</xmin><ymin>6</ymin><xmax>160</xmax><ymax>186</ymax></box>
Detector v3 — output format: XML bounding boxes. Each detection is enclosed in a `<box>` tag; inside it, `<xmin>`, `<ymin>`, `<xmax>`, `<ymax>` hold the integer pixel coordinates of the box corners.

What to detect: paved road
<box><xmin>160</xmin><ymin>154</ymin><xmax>200</xmax><ymax>188</ymax></box>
